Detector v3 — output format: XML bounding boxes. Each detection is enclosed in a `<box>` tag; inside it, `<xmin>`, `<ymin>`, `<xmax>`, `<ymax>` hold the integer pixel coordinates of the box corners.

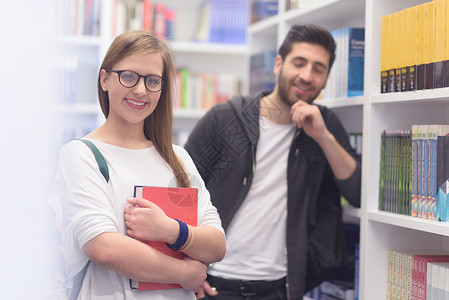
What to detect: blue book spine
<box><xmin>347</xmin><ymin>28</ymin><xmax>365</xmax><ymax>97</ymax></box>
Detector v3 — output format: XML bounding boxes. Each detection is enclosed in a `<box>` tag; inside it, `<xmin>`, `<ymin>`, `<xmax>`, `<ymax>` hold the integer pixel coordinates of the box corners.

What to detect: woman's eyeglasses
<box><xmin>107</xmin><ymin>70</ymin><xmax>167</xmax><ymax>92</ymax></box>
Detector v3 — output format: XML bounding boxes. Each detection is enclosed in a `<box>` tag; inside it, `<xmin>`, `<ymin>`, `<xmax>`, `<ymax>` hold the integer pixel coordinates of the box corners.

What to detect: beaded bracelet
<box><xmin>166</xmin><ymin>219</ymin><xmax>189</xmax><ymax>251</ymax></box>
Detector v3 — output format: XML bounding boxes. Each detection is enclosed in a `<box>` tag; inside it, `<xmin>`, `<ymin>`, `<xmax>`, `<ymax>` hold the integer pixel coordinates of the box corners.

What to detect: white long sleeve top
<box><xmin>58</xmin><ymin>139</ymin><xmax>224</xmax><ymax>300</ymax></box>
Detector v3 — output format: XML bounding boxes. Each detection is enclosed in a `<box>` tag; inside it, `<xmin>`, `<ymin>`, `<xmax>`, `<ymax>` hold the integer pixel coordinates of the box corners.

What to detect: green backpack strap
<box><xmin>79</xmin><ymin>139</ymin><xmax>110</xmax><ymax>183</ymax></box>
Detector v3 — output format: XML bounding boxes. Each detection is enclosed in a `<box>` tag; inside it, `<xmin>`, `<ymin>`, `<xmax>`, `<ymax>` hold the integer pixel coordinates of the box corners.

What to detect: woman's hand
<box><xmin>124</xmin><ymin>197</ymin><xmax>179</xmax><ymax>244</ymax></box>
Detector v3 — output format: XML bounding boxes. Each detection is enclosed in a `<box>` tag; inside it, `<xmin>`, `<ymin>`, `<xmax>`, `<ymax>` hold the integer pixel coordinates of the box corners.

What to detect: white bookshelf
<box><xmin>250</xmin><ymin>0</ymin><xmax>449</xmax><ymax>299</ymax></box>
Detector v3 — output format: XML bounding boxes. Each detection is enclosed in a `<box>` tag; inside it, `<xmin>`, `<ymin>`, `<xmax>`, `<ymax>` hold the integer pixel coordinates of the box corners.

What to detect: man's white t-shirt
<box><xmin>58</xmin><ymin>139</ymin><xmax>224</xmax><ymax>300</ymax></box>
<box><xmin>208</xmin><ymin>116</ymin><xmax>296</xmax><ymax>281</ymax></box>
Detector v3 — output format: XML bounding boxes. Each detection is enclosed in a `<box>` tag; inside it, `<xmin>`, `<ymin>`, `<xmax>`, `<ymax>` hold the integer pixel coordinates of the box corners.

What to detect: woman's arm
<box><xmin>125</xmin><ymin>197</ymin><xmax>226</xmax><ymax>264</ymax></box>
<box><xmin>83</xmin><ymin>231</ymin><xmax>207</xmax><ymax>291</ymax></box>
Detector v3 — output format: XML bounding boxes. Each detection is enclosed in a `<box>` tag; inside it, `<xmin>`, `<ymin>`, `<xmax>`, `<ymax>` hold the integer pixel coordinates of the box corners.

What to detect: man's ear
<box><xmin>273</xmin><ymin>55</ymin><xmax>283</xmax><ymax>77</ymax></box>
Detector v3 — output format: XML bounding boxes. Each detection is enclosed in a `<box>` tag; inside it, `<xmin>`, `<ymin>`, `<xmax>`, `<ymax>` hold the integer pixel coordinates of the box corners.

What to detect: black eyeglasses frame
<box><xmin>107</xmin><ymin>69</ymin><xmax>167</xmax><ymax>92</ymax></box>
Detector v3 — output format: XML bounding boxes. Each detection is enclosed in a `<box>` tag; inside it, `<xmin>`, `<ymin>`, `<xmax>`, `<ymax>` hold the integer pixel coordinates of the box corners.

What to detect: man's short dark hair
<box><xmin>278</xmin><ymin>24</ymin><xmax>336</xmax><ymax>71</ymax></box>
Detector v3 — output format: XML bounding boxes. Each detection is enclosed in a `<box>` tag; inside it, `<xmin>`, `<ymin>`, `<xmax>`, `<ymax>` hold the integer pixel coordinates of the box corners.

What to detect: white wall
<box><xmin>0</xmin><ymin>1</ymin><xmax>57</xmax><ymax>299</ymax></box>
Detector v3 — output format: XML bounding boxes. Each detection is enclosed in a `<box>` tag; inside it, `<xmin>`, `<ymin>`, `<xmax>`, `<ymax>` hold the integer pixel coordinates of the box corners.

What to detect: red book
<box><xmin>130</xmin><ymin>185</ymin><xmax>198</xmax><ymax>291</ymax></box>
<box><xmin>414</xmin><ymin>254</ymin><xmax>449</xmax><ymax>300</ymax></box>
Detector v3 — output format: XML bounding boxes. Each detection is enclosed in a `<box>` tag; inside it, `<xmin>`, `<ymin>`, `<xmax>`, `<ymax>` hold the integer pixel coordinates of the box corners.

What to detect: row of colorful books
<box><xmin>378</xmin><ymin>129</ymin><xmax>412</xmax><ymax>216</ymax></box>
<box><xmin>386</xmin><ymin>250</ymin><xmax>449</xmax><ymax>300</ymax></box>
<box><xmin>174</xmin><ymin>68</ymin><xmax>242</xmax><ymax>111</ymax></box>
<box><xmin>322</xmin><ymin>28</ymin><xmax>365</xmax><ymax>100</ymax></box>
<box><xmin>378</xmin><ymin>125</ymin><xmax>449</xmax><ymax>222</ymax></box>
<box><xmin>380</xmin><ymin>0</ymin><xmax>449</xmax><ymax>93</ymax></box>
<box><xmin>54</xmin><ymin>55</ymin><xmax>78</xmax><ymax>104</ymax></box>
<box><xmin>194</xmin><ymin>0</ymin><xmax>249</xmax><ymax>44</ymax></box>
<box><xmin>56</xmin><ymin>0</ymin><xmax>101</xmax><ymax>36</ymax></box>
<box><xmin>111</xmin><ymin>0</ymin><xmax>175</xmax><ymax>40</ymax></box>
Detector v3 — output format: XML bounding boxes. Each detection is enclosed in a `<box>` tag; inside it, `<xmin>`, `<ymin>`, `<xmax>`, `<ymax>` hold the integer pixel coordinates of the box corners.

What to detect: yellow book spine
<box><xmin>446</xmin><ymin>0</ymin><xmax>449</xmax><ymax>60</ymax></box>
<box><xmin>417</xmin><ymin>3</ymin><xmax>426</xmax><ymax>66</ymax></box>
<box><xmin>399</xmin><ymin>9</ymin><xmax>407</xmax><ymax>70</ymax></box>
<box><xmin>381</xmin><ymin>15</ymin><xmax>389</xmax><ymax>72</ymax></box>
<box><xmin>435</xmin><ymin>0</ymin><xmax>446</xmax><ymax>62</ymax></box>
<box><xmin>426</xmin><ymin>1</ymin><xmax>435</xmax><ymax>65</ymax></box>
<box><xmin>409</xmin><ymin>6</ymin><xmax>419</xmax><ymax>67</ymax></box>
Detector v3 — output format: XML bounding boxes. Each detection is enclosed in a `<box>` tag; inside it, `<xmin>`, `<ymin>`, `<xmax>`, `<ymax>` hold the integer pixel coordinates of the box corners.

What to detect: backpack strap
<box><xmin>79</xmin><ymin>139</ymin><xmax>110</xmax><ymax>183</ymax></box>
<box><xmin>68</xmin><ymin>139</ymin><xmax>108</xmax><ymax>299</ymax></box>
<box><xmin>68</xmin><ymin>262</ymin><xmax>89</xmax><ymax>300</ymax></box>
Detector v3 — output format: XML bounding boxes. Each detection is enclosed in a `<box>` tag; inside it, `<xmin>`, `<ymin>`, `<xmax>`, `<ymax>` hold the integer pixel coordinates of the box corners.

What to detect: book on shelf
<box><xmin>111</xmin><ymin>0</ymin><xmax>176</xmax><ymax>40</ymax></box>
<box><xmin>130</xmin><ymin>185</ymin><xmax>198</xmax><ymax>291</ymax></box>
<box><xmin>249</xmin><ymin>50</ymin><xmax>277</xmax><ymax>95</ymax></box>
<box><xmin>417</xmin><ymin>3</ymin><xmax>427</xmax><ymax>90</ymax></box>
<box><xmin>427</xmin><ymin>262</ymin><xmax>449</xmax><ymax>300</ymax></box>
<box><xmin>380</xmin><ymin>14</ymin><xmax>390</xmax><ymax>93</ymax></box>
<box><xmin>437</xmin><ymin>135</ymin><xmax>449</xmax><ymax>222</ymax></box>
<box><xmin>323</xmin><ymin>27</ymin><xmax>365</xmax><ymax>100</ymax></box>
<box><xmin>251</xmin><ymin>0</ymin><xmax>278</xmax><ymax>24</ymax></box>
<box><xmin>445</xmin><ymin>0</ymin><xmax>449</xmax><ymax>87</ymax></box>
<box><xmin>407</xmin><ymin>5</ymin><xmax>419</xmax><ymax>91</ymax></box>
<box><xmin>175</xmin><ymin>68</ymin><xmax>242</xmax><ymax>111</ymax></box>
<box><xmin>429</xmin><ymin>125</ymin><xmax>449</xmax><ymax>220</ymax></box>
<box><xmin>434</xmin><ymin>0</ymin><xmax>446</xmax><ymax>88</ymax></box>
<box><xmin>386</xmin><ymin>250</ymin><xmax>449</xmax><ymax>300</ymax></box>
<box><xmin>194</xmin><ymin>0</ymin><xmax>249</xmax><ymax>44</ymax></box>
<box><xmin>56</xmin><ymin>0</ymin><xmax>101</xmax><ymax>36</ymax></box>
<box><xmin>411</xmin><ymin>125</ymin><xmax>419</xmax><ymax>217</ymax></box>
<box><xmin>378</xmin><ymin>130</ymin><xmax>411</xmax><ymax>215</ymax></box>
<box><xmin>418</xmin><ymin>125</ymin><xmax>429</xmax><ymax>219</ymax></box>
<box><xmin>380</xmin><ymin>0</ymin><xmax>449</xmax><ymax>93</ymax></box>
<box><xmin>354</xmin><ymin>244</ymin><xmax>359</xmax><ymax>300</ymax></box>
<box><xmin>379</xmin><ymin>125</ymin><xmax>449</xmax><ymax>220</ymax></box>
<box><xmin>425</xmin><ymin>1</ymin><xmax>435</xmax><ymax>90</ymax></box>
<box><xmin>348</xmin><ymin>133</ymin><xmax>363</xmax><ymax>156</ymax></box>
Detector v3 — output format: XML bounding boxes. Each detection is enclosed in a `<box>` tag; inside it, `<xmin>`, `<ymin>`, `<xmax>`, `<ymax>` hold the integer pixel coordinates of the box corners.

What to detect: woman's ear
<box><xmin>99</xmin><ymin>69</ymin><xmax>108</xmax><ymax>91</ymax></box>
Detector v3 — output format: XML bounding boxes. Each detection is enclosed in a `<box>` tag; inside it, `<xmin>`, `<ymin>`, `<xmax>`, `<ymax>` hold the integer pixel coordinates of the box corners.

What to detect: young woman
<box><xmin>58</xmin><ymin>30</ymin><xmax>225</xmax><ymax>300</ymax></box>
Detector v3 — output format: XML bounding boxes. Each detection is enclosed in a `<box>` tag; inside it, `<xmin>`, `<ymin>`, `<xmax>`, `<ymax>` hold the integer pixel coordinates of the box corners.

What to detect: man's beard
<box><xmin>277</xmin><ymin>68</ymin><xmax>319</xmax><ymax>105</ymax></box>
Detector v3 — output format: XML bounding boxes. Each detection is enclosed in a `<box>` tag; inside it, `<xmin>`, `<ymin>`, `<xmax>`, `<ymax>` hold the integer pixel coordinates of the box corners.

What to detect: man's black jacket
<box><xmin>184</xmin><ymin>91</ymin><xmax>361</xmax><ymax>299</ymax></box>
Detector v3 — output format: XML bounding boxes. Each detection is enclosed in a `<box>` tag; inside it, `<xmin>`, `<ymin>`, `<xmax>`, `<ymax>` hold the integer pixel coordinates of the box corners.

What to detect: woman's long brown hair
<box><xmin>97</xmin><ymin>30</ymin><xmax>190</xmax><ymax>188</ymax></box>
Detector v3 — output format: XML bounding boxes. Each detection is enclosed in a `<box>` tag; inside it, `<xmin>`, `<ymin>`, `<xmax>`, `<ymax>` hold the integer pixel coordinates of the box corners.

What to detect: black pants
<box><xmin>200</xmin><ymin>275</ymin><xmax>288</xmax><ymax>300</ymax></box>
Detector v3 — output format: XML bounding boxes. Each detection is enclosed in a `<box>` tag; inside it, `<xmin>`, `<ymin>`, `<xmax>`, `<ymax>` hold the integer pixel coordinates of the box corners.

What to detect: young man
<box><xmin>184</xmin><ymin>24</ymin><xmax>361</xmax><ymax>300</ymax></box>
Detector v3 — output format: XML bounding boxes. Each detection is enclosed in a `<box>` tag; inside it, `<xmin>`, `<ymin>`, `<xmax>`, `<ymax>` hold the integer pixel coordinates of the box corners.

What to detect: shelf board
<box><xmin>170</xmin><ymin>41</ymin><xmax>248</xmax><ymax>55</ymax></box>
<box><xmin>283</xmin><ymin>0</ymin><xmax>365</xmax><ymax>30</ymax></box>
<box><xmin>248</xmin><ymin>15</ymin><xmax>279</xmax><ymax>35</ymax></box>
<box><xmin>371</xmin><ymin>88</ymin><xmax>449</xmax><ymax>104</ymax></box>
<box><xmin>368</xmin><ymin>210</ymin><xmax>449</xmax><ymax>237</ymax></box>
<box><xmin>317</xmin><ymin>96</ymin><xmax>365</xmax><ymax>108</ymax></box>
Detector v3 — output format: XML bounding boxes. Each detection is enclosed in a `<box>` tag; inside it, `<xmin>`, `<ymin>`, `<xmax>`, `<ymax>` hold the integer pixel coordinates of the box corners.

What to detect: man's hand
<box><xmin>291</xmin><ymin>100</ymin><xmax>328</xmax><ymax>142</ymax></box>
<box><xmin>196</xmin><ymin>279</ymin><xmax>218</xmax><ymax>299</ymax></box>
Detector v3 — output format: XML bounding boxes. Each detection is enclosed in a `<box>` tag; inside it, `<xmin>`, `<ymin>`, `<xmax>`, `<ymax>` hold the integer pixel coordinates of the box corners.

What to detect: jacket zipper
<box><xmin>286</xmin><ymin>129</ymin><xmax>300</xmax><ymax>300</ymax></box>
<box><xmin>285</xmin><ymin>247</ymin><xmax>291</xmax><ymax>300</ymax></box>
<box><xmin>243</xmin><ymin>145</ymin><xmax>256</xmax><ymax>186</ymax></box>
